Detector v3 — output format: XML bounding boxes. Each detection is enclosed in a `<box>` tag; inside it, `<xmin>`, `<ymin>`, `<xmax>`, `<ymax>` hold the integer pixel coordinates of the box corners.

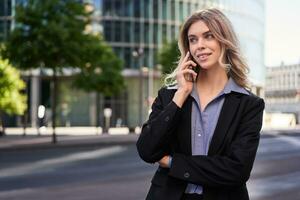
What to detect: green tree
<box><xmin>0</xmin><ymin>58</ymin><xmax>27</xmax><ymax>135</ymax></box>
<box><xmin>73</xmin><ymin>35</ymin><xmax>125</xmax><ymax>129</ymax></box>
<box><xmin>158</xmin><ymin>39</ymin><xmax>180</xmax><ymax>75</ymax></box>
<box><xmin>3</xmin><ymin>0</ymin><xmax>123</xmax><ymax>142</ymax></box>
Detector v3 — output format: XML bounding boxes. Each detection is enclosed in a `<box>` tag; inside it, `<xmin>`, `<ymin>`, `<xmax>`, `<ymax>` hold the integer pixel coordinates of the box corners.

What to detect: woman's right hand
<box><xmin>172</xmin><ymin>52</ymin><xmax>198</xmax><ymax>108</ymax></box>
<box><xmin>177</xmin><ymin>51</ymin><xmax>198</xmax><ymax>93</ymax></box>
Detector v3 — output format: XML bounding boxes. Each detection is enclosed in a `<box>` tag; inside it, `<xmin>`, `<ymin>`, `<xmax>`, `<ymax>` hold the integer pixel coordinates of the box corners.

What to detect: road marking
<box><xmin>0</xmin><ymin>146</ymin><xmax>126</xmax><ymax>178</ymax></box>
<box><xmin>277</xmin><ymin>135</ymin><xmax>300</xmax><ymax>146</ymax></box>
<box><xmin>248</xmin><ymin>171</ymin><xmax>300</xmax><ymax>198</ymax></box>
<box><xmin>258</xmin><ymin>136</ymin><xmax>300</xmax><ymax>153</ymax></box>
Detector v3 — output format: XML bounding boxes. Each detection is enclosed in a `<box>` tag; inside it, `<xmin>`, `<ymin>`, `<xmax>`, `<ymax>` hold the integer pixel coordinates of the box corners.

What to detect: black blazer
<box><xmin>136</xmin><ymin>87</ymin><xmax>265</xmax><ymax>200</ymax></box>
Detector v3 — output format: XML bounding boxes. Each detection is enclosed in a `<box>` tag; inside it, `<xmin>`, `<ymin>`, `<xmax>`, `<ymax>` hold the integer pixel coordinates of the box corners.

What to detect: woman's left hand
<box><xmin>158</xmin><ymin>155</ymin><xmax>171</xmax><ymax>168</ymax></box>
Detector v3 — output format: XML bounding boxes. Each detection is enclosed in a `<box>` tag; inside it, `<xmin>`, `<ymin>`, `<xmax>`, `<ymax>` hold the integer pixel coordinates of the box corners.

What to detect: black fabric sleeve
<box><xmin>169</xmin><ymin>97</ymin><xmax>265</xmax><ymax>187</ymax></box>
<box><xmin>136</xmin><ymin>88</ymin><xmax>182</xmax><ymax>163</ymax></box>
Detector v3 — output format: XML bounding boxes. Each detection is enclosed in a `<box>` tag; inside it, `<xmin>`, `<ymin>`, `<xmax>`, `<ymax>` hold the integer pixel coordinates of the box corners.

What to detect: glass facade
<box><xmin>0</xmin><ymin>0</ymin><xmax>11</xmax><ymax>41</ymax></box>
<box><xmin>219</xmin><ymin>0</ymin><xmax>266</xmax><ymax>87</ymax></box>
<box><xmin>96</xmin><ymin>0</ymin><xmax>202</xmax><ymax>70</ymax></box>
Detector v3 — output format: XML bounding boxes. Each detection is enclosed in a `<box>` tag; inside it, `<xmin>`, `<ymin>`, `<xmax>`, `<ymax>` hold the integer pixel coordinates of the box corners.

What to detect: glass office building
<box><xmin>0</xmin><ymin>0</ymin><xmax>11</xmax><ymax>41</ymax></box>
<box><xmin>1</xmin><ymin>0</ymin><xmax>265</xmax><ymax>128</ymax></box>
<box><xmin>220</xmin><ymin>0</ymin><xmax>266</xmax><ymax>95</ymax></box>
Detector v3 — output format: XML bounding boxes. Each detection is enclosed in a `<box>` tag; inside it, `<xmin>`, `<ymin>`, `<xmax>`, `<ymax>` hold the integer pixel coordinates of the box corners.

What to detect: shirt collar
<box><xmin>223</xmin><ymin>77</ymin><xmax>249</xmax><ymax>95</ymax></box>
<box><xmin>190</xmin><ymin>77</ymin><xmax>249</xmax><ymax>100</ymax></box>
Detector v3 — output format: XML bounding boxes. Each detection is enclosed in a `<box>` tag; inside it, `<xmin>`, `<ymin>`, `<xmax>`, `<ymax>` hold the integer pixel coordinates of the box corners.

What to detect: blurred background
<box><xmin>0</xmin><ymin>0</ymin><xmax>300</xmax><ymax>200</ymax></box>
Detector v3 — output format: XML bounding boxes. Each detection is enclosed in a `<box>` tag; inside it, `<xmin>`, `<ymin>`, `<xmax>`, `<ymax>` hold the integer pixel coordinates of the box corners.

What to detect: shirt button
<box><xmin>198</xmin><ymin>134</ymin><xmax>201</xmax><ymax>137</ymax></box>
<box><xmin>165</xmin><ymin>116</ymin><xmax>170</xmax><ymax>122</ymax></box>
<box><xmin>184</xmin><ymin>172</ymin><xmax>190</xmax><ymax>178</ymax></box>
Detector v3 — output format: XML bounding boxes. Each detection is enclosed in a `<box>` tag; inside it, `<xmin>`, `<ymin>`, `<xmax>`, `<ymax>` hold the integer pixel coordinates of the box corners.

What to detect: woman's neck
<box><xmin>196</xmin><ymin>67</ymin><xmax>228</xmax><ymax>95</ymax></box>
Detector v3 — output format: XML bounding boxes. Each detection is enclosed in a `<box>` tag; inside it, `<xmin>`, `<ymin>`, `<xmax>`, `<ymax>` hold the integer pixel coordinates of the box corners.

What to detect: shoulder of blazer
<box><xmin>229</xmin><ymin>90</ymin><xmax>265</xmax><ymax>112</ymax></box>
<box><xmin>157</xmin><ymin>86</ymin><xmax>177</xmax><ymax>105</ymax></box>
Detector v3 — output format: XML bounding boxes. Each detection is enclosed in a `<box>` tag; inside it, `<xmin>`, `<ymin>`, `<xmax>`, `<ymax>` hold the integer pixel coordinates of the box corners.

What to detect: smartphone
<box><xmin>185</xmin><ymin>55</ymin><xmax>200</xmax><ymax>82</ymax></box>
<box><xmin>189</xmin><ymin>55</ymin><xmax>200</xmax><ymax>75</ymax></box>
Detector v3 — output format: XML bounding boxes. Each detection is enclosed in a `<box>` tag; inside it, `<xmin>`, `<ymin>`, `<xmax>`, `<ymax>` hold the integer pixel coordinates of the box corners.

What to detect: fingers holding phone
<box><xmin>176</xmin><ymin>52</ymin><xmax>197</xmax><ymax>93</ymax></box>
<box><xmin>181</xmin><ymin>52</ymin><xmax>198</xmax><ymax>82</ymax></box>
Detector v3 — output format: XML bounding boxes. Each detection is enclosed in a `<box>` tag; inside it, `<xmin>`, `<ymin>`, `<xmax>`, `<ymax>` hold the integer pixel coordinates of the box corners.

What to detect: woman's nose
<box><xmin>196</xmin><ymin>38</ymin><xmax>206</xmax><ymax>49</ymax></box>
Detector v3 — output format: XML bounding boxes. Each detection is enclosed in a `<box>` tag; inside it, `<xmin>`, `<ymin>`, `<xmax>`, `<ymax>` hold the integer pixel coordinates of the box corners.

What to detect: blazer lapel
<box><xmin>208</xmin><ymin>93</ymin><xmax>241</xmax><ymax>156</ymax></box>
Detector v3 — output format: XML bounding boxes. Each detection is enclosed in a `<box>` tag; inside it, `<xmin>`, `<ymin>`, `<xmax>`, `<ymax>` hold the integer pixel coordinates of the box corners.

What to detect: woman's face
<box><xmin>187</xmin><ymin>20</ymin><xmax>222</xmax><ymax>70</ymax></box>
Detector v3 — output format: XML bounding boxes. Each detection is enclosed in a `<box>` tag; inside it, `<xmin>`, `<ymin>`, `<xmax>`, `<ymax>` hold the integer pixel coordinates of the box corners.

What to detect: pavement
<box><xmin>0</xmin><ymin>132</ymin><xmax>139</xmax><ymax>151</ymax></box>
<box><xmin>0</xmin><ymin>126</ymin><xmax>300</xmax><ymax>151</ymax></box>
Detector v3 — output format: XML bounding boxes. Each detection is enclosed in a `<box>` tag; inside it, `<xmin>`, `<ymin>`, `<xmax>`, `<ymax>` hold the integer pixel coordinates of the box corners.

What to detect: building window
<box><xmin>179</xmin><ymin>2</ymin><xmax>184</xmax><ymax>21</ymax></box>
<box><xmin>124</xmin><ymin>0</ymin><xmax>131</xmax><ymax>17</ymax></box>
<box><xmin>134</xmin><ymin>0</ymin><xmax>140</xmax><ymax>18</ymax></box>
<box><xmin>144</xmin><ymin>0</ymin><xmax>150</xmax><ymax>19</ymax></box>
<box><xmin>134</xmin><ymin>22</ymin><xmax>140</xmax><ymax>43</ymax></box>
<box><xmin>171</xmin><ymin>25</ymin><xmax>176</xmax><ymax>40</ymax></box>
<box><xmin>143</xmin><ymin>48</ymin><xmax>149</xmax><ymax>67</ymax></box>
<box><xmin>124</xmin><ymin>21</ymin><xmax>131</xmax><ymax>42</ymax></box>
<box><xmin>115</xmin><ymin>21</ymin><xmax>121</xmax><ymax>42</ymax></box>
<box><xmin>115</xmin><ymin>0</ymin><xmax>122</xmax><ymax>16</ymax></box>
<box><xmin>170</xmin><ymin>0</ymin><xmax>175</xmax><ymax>21</ymax></box>
<box><xmin>162</xmin><ymin>0</ymin><xmax>167</xmax><ymax>20</ymax></box>
<box><xmin>153</xmin><ymin>0</ymin><xmax>158</xmax><ymax>19</ymax></box>
<box><xmin>162</xmin><ymin>24</ymin><xmax>167</xmax><ymax>41</ymax></box>
<box><xmin>103</xmin><ymin>21</ymin><xmax>112</xmax><ymax>41</ymax></box>
<box><xmin>153</xmin><ymin>24</ymin><xmax>158</xmax><ymax>44</ymax></box>
<box><xmin>0</xmin><ymin>1</ymin><xmax>5</xmax><ymax>16</ymax></box>
<box><xmin>0</xmin><ymin>21</ymin><xmax>4</xmax><ymax>41</ymax></box>
<box><xmin>103</xmin><ymin>0</ymin><xmax>112</xmax><ymax>16</ymax></box>
<box><xmin>124</xmin><ymin>47</ymin><xmax>132</xmax><ymax>68</ymax></box>
<box><xmin>144</xmin><ymin>23</ymin><xmax>149</xmax><ymax>43</ymax></box>
<box><xmin>187</xmin><ymin>2</ymin><xmax>191</xmax><ymax>15</ymax></box>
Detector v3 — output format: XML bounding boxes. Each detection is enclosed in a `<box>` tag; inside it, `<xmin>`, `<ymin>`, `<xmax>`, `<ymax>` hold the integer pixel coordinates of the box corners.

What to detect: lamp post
<box><xmin>132</xmin><ymin>47</ymin><xmax>144</xmax><ymax>127</ymax></box>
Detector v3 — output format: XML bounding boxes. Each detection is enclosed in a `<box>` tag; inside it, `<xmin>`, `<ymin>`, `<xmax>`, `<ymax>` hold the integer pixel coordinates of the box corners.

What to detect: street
<box><xmin>0</xmin><ymin>134</ymin><xmax>300</xmax><ymax>200</ymax></box>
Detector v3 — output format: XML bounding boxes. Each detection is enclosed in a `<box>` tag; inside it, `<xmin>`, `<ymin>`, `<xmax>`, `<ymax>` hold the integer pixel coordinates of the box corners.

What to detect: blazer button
<box><xmin>184</xmin><ymin>172</ymin><xmax>190</xmax><ymax>178</ymax></box>
<box><xmin>165</xmin><ymin>116</ymin><xmax>170</xmax><ymax>122</ymax></box>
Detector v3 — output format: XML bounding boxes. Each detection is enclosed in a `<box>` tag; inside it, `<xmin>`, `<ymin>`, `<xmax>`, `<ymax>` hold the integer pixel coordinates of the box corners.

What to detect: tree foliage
<box><xmin>0</xmin><ymin>57</ymin><xmax>27</xmax><ymax>116</ymax></box>
<box><xmin>4</xmin><ymin>0</ymin><xmax>91</xmax><ymax>70</ymax></box>
<box><xmin>158</xmin><ymin>39</ymin><xmax>180</xmax><ymax>75</ymax></box>
<box><xmin>4</xmin><ymin>0</ymin><xmax>124</xmax><ymax>95</ymax></box>
<box><xmin>73</xmin><ymin>35</ymin><xmax>125</xmax><ymax>96</ymax></box>
<box><xmin>2</xmin><ymin>0</ymin><xmax>124</xmax><ymax>139</ymax></box>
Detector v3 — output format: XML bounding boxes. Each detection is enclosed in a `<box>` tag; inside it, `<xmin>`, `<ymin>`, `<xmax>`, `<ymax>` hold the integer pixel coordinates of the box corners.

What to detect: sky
<box><xmin>265</xmin><ymin>0</ymin><xmax>300</xmax><ymax>66</ymax></box>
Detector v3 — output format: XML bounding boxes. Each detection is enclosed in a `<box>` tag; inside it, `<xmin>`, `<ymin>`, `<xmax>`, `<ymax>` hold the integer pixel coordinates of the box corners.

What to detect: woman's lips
<box><xmin>197</xmin><ymin>53</ymin><xmax>211</xmax><ymax>61</ymax></box>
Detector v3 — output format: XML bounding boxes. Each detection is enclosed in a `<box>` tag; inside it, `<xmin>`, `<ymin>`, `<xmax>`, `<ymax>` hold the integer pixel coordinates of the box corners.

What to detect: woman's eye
<box><xmin>206</xmin><ymin>34</ymin><xmax>214</xmax><ymax>39</ymax></box>
<box><xmin>189</xmin><ymin>38</ymin><xmax>197</xmax><ymax>43</ymax></box>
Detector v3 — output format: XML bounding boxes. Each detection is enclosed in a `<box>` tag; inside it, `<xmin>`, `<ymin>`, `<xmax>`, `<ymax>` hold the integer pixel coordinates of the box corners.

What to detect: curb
<box><xmin>0</xmin><ymin>134</ymin><xmax>139</xmax><ymax>151</ymax></box>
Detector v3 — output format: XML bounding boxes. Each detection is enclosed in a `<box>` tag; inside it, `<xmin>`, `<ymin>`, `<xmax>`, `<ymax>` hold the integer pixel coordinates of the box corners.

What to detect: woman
<box><xmin>136</xmin><ymin>8</ymin><xmax>264</xmax><ymax>200</ymax></box>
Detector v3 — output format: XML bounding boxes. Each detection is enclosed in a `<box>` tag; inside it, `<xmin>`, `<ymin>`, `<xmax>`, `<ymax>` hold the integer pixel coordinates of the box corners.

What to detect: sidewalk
<box><xmin>0</xmin><ymin>133</ymin><xmax>139</xmax><ymax>151</ymax></box>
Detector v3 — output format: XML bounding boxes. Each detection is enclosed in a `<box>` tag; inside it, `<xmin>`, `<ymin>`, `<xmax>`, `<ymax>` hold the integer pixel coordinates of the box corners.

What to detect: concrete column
<box><xmin>30</xmin><ymin>75</ymin><xmax>40</xmax><ymax>127</ymax></box>
<box><xmin>89</xmin><ymin>92</ymin><xmax>97</xmax><ymax>126</ymax></box>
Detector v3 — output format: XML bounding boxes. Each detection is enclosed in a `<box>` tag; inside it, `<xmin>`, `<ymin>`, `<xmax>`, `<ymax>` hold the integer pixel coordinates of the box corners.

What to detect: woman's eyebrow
<box><xmin>203</xmin><ymin>30</ymin><xmax>212</xmax><ymax>35</ymax></box>
<box><xmin>188</xmin><ymin>30</ymin><xmax>212</xmax><ymax>38</ymax></box>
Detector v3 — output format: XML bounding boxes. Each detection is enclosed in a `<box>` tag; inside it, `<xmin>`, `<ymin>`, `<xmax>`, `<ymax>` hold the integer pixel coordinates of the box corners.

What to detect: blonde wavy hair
<box><xmin>164</xmin><ymin>8</ymin><xmax>250</xmax><ymax>89</ymax></box>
